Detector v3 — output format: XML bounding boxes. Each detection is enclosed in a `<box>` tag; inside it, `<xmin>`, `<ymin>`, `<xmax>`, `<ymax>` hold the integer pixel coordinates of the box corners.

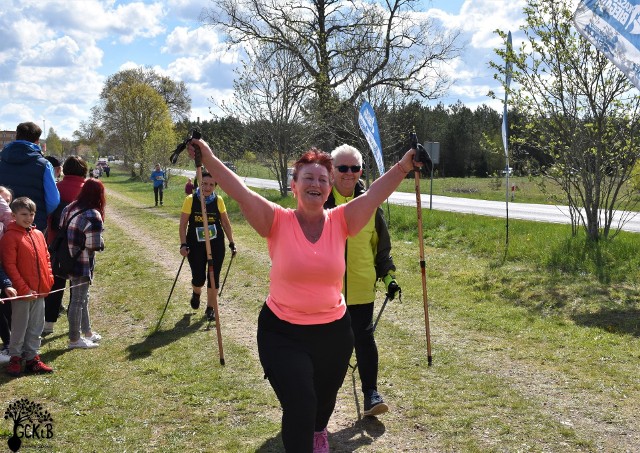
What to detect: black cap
<box><xmin>45</xmin><ymin>155</ymin><xmax>62</xmax><ymax>168</ymax></box>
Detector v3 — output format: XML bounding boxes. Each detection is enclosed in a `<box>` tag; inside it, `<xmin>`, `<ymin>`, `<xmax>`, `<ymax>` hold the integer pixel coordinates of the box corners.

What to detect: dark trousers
<box><xmin>153</xmin><ymin>186</ymin><xmax>163</xmax><ymax>205</ymax></box>
<box><xmin>0</xmin><ymin>294</ymin><xmax>11</xmax><ymax>348</ymax></box>
<box><xmin>348</xmin><ymin>303</ymin><xmax>379</xmax><ymax>392</ymax></box>
<box><xmin>44</xmin><ymin>275</ymin><xmax>68</xmax><ymax>323</ymax></box>
<box><xmin>186</xmin><ymin>240</ymin><xmax>224</xmax><ymax>289</ymax></box>
<box><xmin>257</xmin><ymin>304</ymin><xmax>354</xmax><ymax>453</ymax></box>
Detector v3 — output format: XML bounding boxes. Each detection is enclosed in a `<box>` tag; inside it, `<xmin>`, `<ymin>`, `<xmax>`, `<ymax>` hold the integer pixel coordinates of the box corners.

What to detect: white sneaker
<box><xmin>84</xmin><ymin>333</ymin><xmax>102</xmax><ymax>342</ymax></box>
<box><xmin>0</xmin><ymin>349</ymin><xmax>10</xmax><ymax>363</ymax></box>
<box><xmin>68</xmin><ymin>338</ymin><xmax>99</xmax><ymax>349</ymax></box>
<box><xmin>42</xmin><ymin>321</ymin><xmax>55</xmax><ymax>336</ymax></box>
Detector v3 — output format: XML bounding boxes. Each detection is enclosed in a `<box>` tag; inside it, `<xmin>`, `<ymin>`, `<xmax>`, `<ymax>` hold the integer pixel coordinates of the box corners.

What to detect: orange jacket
<box><xmin>0</xmin><ymin>221</ymin><xmax>54</xmax><ymax>297</ymax></box>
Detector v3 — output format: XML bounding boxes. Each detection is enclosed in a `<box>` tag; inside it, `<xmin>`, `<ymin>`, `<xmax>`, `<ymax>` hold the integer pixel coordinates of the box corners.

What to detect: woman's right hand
<box><xmin>180</xmin><ymin>244</ymin><xmax>190</xmax><ymax>257</ymax></box>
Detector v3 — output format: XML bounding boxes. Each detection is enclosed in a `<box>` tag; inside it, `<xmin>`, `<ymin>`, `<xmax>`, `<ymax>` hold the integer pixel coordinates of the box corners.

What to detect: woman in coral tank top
<box><xmin>188</xmin><ymin>138</ymin><xmax>420</xmax><ymax>453</ymax></box>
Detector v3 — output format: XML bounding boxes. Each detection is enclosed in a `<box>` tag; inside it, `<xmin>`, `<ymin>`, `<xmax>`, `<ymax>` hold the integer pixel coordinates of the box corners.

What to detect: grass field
<box><xmin>1</xmin><ymin>169</ymin><xmax>639</xmax><ymax>452</ymax></box>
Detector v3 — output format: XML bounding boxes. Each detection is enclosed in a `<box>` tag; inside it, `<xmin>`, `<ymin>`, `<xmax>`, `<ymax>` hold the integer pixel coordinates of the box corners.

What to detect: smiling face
<box><xmin>291</xmin><ymin>163</ymin><xmax>332</xmax><ymax>209</ymax></box>
<box><xmin>13</xmin><ymin>207</ymin><xmax>35</xmax><ymax>229</ymax></box>
<box><xmin>200</xmin><ymin>175</ymin><xmax>216</xmax><ymax>196</ymax></box>
<box><xmin>333</xmin><ymin>154</ymin><xmax>363</xmax><ymax>197</ymax></box>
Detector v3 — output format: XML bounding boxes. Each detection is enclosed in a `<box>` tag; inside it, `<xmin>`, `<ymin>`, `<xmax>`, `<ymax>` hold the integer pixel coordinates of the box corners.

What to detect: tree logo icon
<box><xmin>4</xmin><ymin>398</ymin><xmax>54</xmax><ymax>452</ymax></box>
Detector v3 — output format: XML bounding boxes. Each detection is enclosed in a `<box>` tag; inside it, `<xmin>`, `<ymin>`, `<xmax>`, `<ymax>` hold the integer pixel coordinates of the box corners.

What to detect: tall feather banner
<box><xmin>358</xmin><ymin>101</ymin><xmax>385</xmax><ymax>176</ymax></box>
<box><xmin>502</xmin><ymin>31</ymin><xmax>513</xmax><ymax>158</ymax></box>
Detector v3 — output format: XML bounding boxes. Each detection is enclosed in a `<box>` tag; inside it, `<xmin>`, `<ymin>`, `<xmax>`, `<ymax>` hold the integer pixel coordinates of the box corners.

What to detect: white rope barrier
<box><xmin>0</xmin><ymin>280</ymin><xmax>89</xmax><ymax>303</ymax></box>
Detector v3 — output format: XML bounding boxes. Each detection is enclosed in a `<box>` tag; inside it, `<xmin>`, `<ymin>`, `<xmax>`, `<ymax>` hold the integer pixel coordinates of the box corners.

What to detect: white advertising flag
<box><xmin>574</xmin><ymin>0</ymin><xmax>640</xmax><ymax>90</ymax></box>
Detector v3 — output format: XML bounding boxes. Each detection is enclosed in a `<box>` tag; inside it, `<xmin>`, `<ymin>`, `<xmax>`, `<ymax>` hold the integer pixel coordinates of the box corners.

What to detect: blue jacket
<box><xmin>0</xmin><ymin>140</ymin><xmax>60</xmax><ymax>230</ymax></box>
<box><xmin>0</xmin><ymin>264</ymin><xmax>12</xmax><ymax>290</ymax></box>
<box><xmin>150</xmin><ymin>170</ymin><xmax>166</xmax><ymax>188</ymax></box>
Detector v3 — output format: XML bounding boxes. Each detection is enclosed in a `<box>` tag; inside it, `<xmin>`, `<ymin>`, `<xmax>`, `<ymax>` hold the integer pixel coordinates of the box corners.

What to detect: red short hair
<box><xmin>292</xmin><ymin>148</ymin><xmax>333</xmax><ymax>182</ymax></box>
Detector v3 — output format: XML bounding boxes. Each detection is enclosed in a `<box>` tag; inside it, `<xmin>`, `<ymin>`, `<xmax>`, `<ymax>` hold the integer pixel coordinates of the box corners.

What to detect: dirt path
<box><xmin>104</xmin><ymin>188</ymin><xmax>446</xmax><ymax>452</ymax></box>
<box><xmin>104</xmin><ymin>187</ymin><xmax>639</xmax><ymax>452</ymax></box>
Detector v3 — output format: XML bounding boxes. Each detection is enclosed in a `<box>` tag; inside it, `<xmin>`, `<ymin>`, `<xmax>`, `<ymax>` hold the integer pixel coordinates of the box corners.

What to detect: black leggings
<box><xmin>348</xmin><ymin>303</ymin><xmax>379</xmax><ymax>392</ymax></box>
<box><xmin>44</xmin><ymin>275</ymin><xmax>68</xmax><ymax>322</ymax></box>
<box><xmin>257</xmin><ymin>304</ymin><xmax>354</xmax><ymax>452</ymax></box>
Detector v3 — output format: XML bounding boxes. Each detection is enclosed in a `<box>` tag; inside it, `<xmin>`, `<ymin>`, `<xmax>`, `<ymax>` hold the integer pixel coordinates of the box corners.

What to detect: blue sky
<box><xmin>0</xmin><ymin>0</ymin><xmax>550</xmax><ymax>140</ymax></box>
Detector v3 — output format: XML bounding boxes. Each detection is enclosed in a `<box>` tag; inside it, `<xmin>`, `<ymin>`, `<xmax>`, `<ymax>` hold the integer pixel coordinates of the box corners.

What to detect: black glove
<box><xmin>229</xmin><ymin>241</ymin><xmax>237</xmax><ymax>256</ymax></box>
<box><xmin>383</xmin><ymin>274</ymin><xmax>401</xmax><ymax>300</ymax></box>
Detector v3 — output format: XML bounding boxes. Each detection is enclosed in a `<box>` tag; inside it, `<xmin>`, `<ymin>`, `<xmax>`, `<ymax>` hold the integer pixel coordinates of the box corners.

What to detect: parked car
<box><xmin>223</xmin><ymin>161</ymin><xmax>237</xmax><ymax>173</ymax></box>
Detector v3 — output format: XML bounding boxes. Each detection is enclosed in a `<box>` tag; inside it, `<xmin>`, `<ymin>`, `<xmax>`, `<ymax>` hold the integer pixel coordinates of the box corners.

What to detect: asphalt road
<box><xmin>178</xmin><ymin>171</ymin><xmax>640</xmax><ymax>234</ymax></box>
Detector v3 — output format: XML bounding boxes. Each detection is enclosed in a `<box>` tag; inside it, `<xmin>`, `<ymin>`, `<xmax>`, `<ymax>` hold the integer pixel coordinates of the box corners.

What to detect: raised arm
<box><xmin>344</xmin><ymin>148</ymin><xmax>418</xmax><ymax>236</ymax></box>
<box><xmin>188</xmin><ymin>138</ymin><xmax>275</xmax><ymax>237</ymax></box>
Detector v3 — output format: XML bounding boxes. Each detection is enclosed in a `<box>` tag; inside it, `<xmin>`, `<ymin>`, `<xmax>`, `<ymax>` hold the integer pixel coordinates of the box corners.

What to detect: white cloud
<box><xmin>0</xmin><ymin>103</ymin><xmax>36</xmax><ymax>125</ymax></box>
<box><xmin>162</xmin><ymin>26</ymin><xmax>223</xmax><ymax>56</ymax></box>
<box><xmin>424</xmin><ymin>0</ymin><xmax>528</xmax><ymax>107</ymax></box>
<box><xmin>168</xmin><ymin>0</ymin><xmax>210</xmax><ymax>21</ymax></box>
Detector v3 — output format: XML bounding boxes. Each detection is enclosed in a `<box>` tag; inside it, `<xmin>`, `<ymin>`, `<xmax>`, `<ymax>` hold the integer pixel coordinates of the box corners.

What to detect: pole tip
<box><xmin>220</xmin><ymin>358</ymin><xmax>225</xmax><ymax>366</ymax></box>
<box><xmin>427</xmin><ymin>356</ymin><xmax>433</xmax><ymax>367</ymax></box>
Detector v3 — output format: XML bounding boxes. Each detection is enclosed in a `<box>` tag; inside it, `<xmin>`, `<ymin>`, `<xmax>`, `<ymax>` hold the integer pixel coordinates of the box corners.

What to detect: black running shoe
<box><xmin>190</xmin><ymin>293</ymin><xmax>201</xmax><ymax>310</ymax></box>
<box><xmin>205</xmin><ymin>306</ymin><xmax>215</xmax><ymax>321</ymax></box>
<box><xmin>363</xmin><ymin>389</ymin><xmax>389</xmax><ymax>416</ymax></box>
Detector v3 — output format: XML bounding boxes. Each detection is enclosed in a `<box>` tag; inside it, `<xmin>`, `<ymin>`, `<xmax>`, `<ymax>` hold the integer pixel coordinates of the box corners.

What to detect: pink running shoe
<box><xmin>313</xmin><ymin>428</ymin><xmax>329</xmax><ymax>453</ymax></box>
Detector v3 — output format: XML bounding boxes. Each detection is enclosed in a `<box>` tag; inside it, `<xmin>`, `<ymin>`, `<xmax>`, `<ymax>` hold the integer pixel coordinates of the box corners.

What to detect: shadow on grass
<box><xmin>255</xmin><ymin>417</ymin><xmax>385</xmax><ymax>453</ymax></box>
<box><xmin>125</xmin><ymin>313</ymin><xmax>204</xmax><ymax>360</ymax></box>
<box><xmin>329</xmin><ymin>417</ymin><xmax>386</xmax><ymax>452</ymax></box>
<box><xmin>572</xmin><ymin>308</ymin><xmax>640</xmax><ymax>337</ymax></box>
<box><xmin>256</xmin><ymin>432</ymin><xmax>283</xmax><ymax>452</ymax></box>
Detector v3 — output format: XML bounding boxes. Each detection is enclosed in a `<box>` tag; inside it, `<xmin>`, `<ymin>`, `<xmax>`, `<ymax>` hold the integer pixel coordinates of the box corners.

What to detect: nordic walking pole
<box><xmin>154</xmin><ymin>255</ymin><xmax>186</xmax><ymax>333</ymax></box>
<box><xmin>194</xmin><ymin>147</ymin><xmax>226</xmax><ymax>366</ymax></box>
<box><xmin>410</xmin><ymin>130</ymin><xmax>433</xmax><ymax>366</ymax></box>
<box><xmin>218</xmin><ymin>252</ymin><xmax>235</xmax><ymax>297</ymax></box>
<box><xmin>372</xmin><ymin>293</ymin><xmax>393</xmax><ymax>333</ymax></box>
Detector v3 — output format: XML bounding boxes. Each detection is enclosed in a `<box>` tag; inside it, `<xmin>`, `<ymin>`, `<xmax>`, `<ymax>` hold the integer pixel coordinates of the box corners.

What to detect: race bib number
<box><xmin>196</xmin><ymin>225</ymin><xmax>217</xmax><ymax>242</ymax></box>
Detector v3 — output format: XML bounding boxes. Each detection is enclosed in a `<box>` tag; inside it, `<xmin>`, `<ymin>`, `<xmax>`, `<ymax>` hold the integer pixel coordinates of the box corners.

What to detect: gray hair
<box><xmin>331</xmin><ymin>144</ymin><xmax>363</xmax><ymax>166</ymax></box>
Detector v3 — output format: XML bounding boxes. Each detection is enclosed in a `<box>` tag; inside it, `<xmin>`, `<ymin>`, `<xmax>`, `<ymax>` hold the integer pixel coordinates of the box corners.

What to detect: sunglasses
<box><xmin>335</xmin><ymin>165</ymin><xmax>362</xmax><ymax>173</ymax></box>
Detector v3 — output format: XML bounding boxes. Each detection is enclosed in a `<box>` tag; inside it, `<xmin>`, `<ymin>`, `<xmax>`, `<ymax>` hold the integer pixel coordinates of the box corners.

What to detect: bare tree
<box><xmin>202</xmin><ymin>0</ymin><xmax>462</xmax><ymax>150</ymax></box>
<box><xmin>217</xmin><ymin>41</ymin><xmax>309</xmax><ymax>195</ymax></box>
<box><xmin>491</xmin><ymin>0</ymin><xmax>640</xmax><ymax>240</ymax></box>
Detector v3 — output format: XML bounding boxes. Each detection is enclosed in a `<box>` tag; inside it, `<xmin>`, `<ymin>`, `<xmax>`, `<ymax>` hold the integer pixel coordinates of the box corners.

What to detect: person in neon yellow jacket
<box><xmin>324</xmin><ymin>144</ymin><xmax>400</xmax><ymax>417</ymax></box>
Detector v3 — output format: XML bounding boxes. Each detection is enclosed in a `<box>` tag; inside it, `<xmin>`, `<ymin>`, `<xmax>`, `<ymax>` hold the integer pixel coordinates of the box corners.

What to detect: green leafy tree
<box><xmin>491</xmin><ymin>0</ymin><xmax>640</xmax><ymax>240</ymax></box>
<box><xmin>101</xmin><ymin>82</ymin><xmax>175</xmax><ymax>176</ymax></box>
<box><xmin>101</xmin><ymin>67</ymin><xmax>191</xmax><ymax>123</ymax></box>
<box><xmin>143</xmin><ymin>120</ymin><xmax>178</xmax><ymax>183</ymax></box>
<box><xmin>44</xmin><ymin>128</ymin><xmax>63</xmax><ymax>156</ymax></box>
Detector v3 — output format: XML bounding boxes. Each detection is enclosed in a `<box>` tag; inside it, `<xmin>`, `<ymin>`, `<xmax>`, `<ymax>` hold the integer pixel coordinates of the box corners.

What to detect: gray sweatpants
<box><xmin>68</xmin><ymin>276</ymin><xmax>92</xmax><ymax>342</ymax></box>
<box><xmin>9</xmin><ymin>297</ymin><xmax>44</xmax><ymax>360</ymax></box>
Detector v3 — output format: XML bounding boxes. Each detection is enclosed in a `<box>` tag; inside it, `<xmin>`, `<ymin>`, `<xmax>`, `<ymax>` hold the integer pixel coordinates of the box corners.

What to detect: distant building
<box><xmin>0</xmin><ymin>130</ymin><xmax>16</xmax><ymax>149</ymax></box>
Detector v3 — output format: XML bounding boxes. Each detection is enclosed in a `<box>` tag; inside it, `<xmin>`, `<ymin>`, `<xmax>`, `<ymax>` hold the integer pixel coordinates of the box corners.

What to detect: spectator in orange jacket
<box><xmin>0</xmin><ymin>197</ymin><xmax>54</xmax><ymax>376</ymax></box>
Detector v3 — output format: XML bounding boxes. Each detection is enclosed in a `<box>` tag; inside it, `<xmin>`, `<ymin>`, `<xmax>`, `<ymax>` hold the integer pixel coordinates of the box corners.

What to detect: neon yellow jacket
<box><xmin>324</xmin><ymin>182</ymin><xmax>396</xmax><ymax>305</ymax></box>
